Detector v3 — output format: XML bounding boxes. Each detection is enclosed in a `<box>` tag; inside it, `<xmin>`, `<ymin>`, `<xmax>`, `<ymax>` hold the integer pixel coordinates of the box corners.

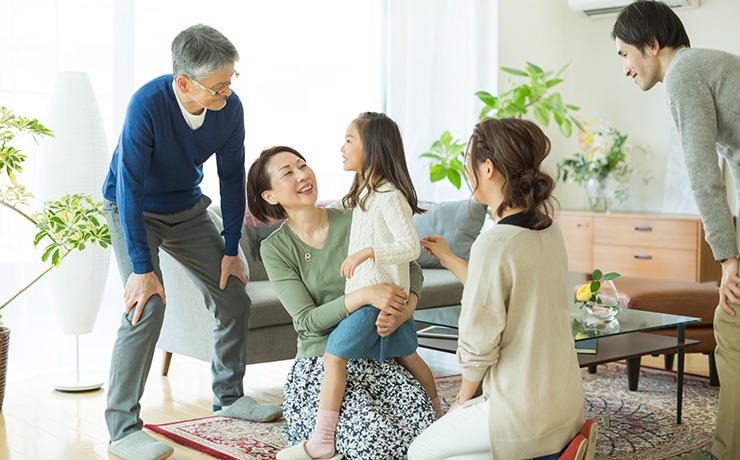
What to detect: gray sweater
<box><xmin>665</xmin><ymin>47</ymin><xmax>740</xmax><ymax>261</ymax></box>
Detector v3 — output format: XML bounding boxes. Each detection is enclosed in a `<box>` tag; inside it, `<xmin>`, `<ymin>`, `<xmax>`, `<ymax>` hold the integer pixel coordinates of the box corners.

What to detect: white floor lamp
<box><xmin>35</xmin><ymin>71</ymin><xmax>110</xmax><ymax>392</ymax></box>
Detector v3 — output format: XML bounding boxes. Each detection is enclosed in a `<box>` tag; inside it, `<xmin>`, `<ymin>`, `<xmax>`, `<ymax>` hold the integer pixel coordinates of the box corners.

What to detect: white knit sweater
<box><xmin>345</xmin><ymin>182</ymin><xmax>420</xmax><ymax>294</ymax></box>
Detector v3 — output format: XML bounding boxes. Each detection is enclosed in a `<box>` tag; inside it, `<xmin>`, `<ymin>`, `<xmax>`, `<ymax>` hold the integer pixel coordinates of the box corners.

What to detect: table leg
<box><xmin>677</xmin><ymin>324</ymin><xmax>686</xmax><ymax>424</ymax></box>
<box><xmin>626</xmin><ymin>356</ymin><xmax>642</xmax><ymax>391</ymax></box>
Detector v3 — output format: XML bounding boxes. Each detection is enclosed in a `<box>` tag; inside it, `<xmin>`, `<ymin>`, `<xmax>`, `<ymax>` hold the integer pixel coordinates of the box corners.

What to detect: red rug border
<box><xmin>145</xmin><ymin>366</ymin><xmax>715</xmax><ymax>460</ymax></box>
<box><xmin>145</xmin><ymin>417</ymin><xmax>241</xmax><ymax>460</ymax></box>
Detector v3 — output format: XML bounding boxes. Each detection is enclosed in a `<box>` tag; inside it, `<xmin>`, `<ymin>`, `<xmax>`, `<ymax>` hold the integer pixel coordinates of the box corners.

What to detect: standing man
<box><xmin>102</xmin><ymin>24</ymin><xmax>281</xmax><ymax>460</ymax></box>
<box><xmin>612</xmin><ymin>2</ymin><xmax>740</xmax><ymax>459</ymax></box>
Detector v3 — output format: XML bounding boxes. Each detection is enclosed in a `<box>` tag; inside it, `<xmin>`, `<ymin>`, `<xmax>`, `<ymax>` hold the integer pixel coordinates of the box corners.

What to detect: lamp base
<box><xmin>53</xmin><ymin>376</ymin><xmax>104</xmax><ymax>393</ymax></box>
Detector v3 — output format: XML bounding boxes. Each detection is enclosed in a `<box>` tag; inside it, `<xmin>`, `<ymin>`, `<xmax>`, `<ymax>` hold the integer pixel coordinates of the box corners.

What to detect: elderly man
<box><xmin>102</xmin><ymin>24</ymin><xmax>280</xmax><ymax>460</ymax></box>
<box><xmin>612</xmin><ymin>2</ymin><xmax>740</xmax><ymax>459</ymax></box>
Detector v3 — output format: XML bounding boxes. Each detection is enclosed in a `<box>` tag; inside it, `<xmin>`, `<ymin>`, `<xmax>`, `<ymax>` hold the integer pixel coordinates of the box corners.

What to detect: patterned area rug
<box><xmin>145</xmin><ymin>362</ymin><xmax>718</xmax><ymax>460</ymax></box>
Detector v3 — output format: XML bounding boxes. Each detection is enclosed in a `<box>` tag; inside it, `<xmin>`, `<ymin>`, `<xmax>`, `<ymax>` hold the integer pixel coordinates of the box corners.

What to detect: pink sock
<box><xmin>305</xmin><ymin>409</ymin><xmax>339</xmax><ymax>459</ymax></box>
<box><xmin>432</xmin><ymin>396</ymin><xmax>443</xmax><ymax>418</ymax></box>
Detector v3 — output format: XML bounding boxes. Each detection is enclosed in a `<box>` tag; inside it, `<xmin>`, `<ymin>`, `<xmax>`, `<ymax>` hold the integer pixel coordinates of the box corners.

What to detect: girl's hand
<box><xmin>420</xmin><ymin>236</ymin><xmax>453</xmax><ymax>264</ymax></box>
<box><xmin>363</xmin><ymin>283</ymin><xmax>407</xmax><ymax>316</ymax></box>
<box><xmin>340</xmin><ymin>247</ymin><xmax>374</xmax><ymax>279</ymax></box>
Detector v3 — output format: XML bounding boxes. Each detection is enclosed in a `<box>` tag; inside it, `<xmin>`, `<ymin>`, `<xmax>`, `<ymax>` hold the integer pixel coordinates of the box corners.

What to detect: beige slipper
<box><xmin>275</xmin><ymin>441</ymin><xmax>343</xmax><ymax>460</ymax></box>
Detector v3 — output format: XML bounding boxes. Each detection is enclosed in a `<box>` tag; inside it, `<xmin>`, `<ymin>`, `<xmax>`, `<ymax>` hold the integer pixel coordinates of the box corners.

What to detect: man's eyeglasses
<box><xmin>190</xmin><ymin>70</ymin><xmax>239</xmax><ymax>96</ymax></box>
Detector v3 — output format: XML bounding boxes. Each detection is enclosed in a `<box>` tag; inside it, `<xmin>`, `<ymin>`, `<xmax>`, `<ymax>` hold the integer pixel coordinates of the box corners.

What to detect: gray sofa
<box><xmin>156</xmin><ymin>199</ymin><xmax>487</xmax><ymax>374</ymax></box>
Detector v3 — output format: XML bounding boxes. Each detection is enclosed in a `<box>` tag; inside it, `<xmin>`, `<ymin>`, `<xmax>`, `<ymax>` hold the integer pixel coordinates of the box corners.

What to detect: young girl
<box><xmin>277</xmin><ymin>112</ymin><xmax>440</xmax><ymax>460</ymax></box>
<box><xmin>408</xmin><ymin>118</ymin><xmax>589</xmax><ymax>460</ymax></box>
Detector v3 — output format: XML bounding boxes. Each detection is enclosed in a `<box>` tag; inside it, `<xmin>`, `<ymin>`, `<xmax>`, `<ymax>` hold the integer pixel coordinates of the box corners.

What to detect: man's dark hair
<box><xmin>612</xmin><ymin>0</ymin><xmax>690</xmax><ymax>52</ymax></box>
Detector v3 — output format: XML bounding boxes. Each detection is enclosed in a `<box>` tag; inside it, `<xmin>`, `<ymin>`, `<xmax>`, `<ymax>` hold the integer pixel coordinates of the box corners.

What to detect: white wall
<box><xmin>497</xmin><ymin>0</ymin><xmax>740</xmax><ymax>213</ymax></box>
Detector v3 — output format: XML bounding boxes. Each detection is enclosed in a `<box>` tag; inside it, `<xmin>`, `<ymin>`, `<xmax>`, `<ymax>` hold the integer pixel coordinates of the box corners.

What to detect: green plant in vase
<box><xmin>557</xmin><ymin>117</ymin><xmax>650</xmax><ymax>212</ymax></box>
<box><xmin>421</xmin><ymin>62</ymin><xmax>583</xmax><ymax>191</ymax></box>
<box><xmin>577</xmin><ymin>269</ymin><xmax>621</xmax><ymax>324</ymax></box>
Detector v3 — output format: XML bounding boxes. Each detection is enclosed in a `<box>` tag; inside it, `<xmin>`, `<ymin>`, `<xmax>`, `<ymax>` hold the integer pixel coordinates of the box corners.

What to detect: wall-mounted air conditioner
<box><xmin>568</xmin><ymin>0</ymin><xmax>700</xmax><ymax>18</ymax></box>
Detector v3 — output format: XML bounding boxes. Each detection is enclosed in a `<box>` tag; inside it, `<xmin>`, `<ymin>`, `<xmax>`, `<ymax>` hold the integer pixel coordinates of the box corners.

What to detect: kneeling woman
<box><xmin>247</xmin><ymin>146</ymin><xmax>436</xmax><ymax>460</ymax></box>
<box><xmin>410</xmin><ymin>118</ymin><xmax>584</xmax><ymax>460</ymax></box>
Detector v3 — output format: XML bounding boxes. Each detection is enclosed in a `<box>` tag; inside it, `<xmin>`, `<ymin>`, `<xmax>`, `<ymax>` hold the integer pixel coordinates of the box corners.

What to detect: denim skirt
<box><xmin>325</xmin><ymin>304</ymin><xmax>418</xmax><ymax>361</ymax></box>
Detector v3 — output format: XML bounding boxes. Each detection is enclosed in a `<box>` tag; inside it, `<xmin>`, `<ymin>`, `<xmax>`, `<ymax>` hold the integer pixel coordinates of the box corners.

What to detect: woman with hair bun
<box><xmin>409</xmin><ymin>118</ymin><xmax>587</xmax><ymax>460</ymax></box>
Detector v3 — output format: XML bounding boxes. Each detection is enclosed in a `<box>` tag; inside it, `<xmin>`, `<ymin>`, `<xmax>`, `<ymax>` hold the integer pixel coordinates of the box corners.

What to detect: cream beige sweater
<box><xmin>457</xmin><ymin>221</ymin><xmax>584</xmax><ymax>459</ymax></box>
<box><xmin>345</xmin><ymin>182</ymin><xmax>420</xmax><ymax>294</ymax></box>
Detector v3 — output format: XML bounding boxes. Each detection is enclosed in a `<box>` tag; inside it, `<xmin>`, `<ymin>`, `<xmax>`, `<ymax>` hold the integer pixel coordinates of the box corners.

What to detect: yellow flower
<box><xmin>576</xmin><ymin>284</ymin><xmax>592</xmax><ymax>302</ymax></box>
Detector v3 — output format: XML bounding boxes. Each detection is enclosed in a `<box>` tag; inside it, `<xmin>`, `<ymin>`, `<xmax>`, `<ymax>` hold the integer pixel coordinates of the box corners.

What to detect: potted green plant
<box><xmin>556</xmin><ymin>117</ymin><xmax>651</xmax><ymax>212</ymax></box>
<box><xmin>420</xmin><ymin>62</ymin><xmax>583</xmax><ymax>191</ymax></box>
<box><xmin>0</xmin><ymin>107</ymin><xmax>111</xmax><ymax>409</ymax></box>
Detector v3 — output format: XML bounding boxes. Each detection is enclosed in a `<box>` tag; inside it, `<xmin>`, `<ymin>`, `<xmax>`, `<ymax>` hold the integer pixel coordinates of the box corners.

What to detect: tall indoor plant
<box><xmin>421</xmin><ymin>62</ymin><xmax>583</xmax><ymax>191</ymax></box>
<box><xmin>0</xmin><ymin>107</ymin><xmax>110</xmax><ymax>408</ymax></box>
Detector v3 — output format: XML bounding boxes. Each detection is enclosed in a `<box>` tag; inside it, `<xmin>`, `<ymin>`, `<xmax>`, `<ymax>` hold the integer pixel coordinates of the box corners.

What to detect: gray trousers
<box><xmin>103</xmin><ymin>196</ymin><xmax>251</xmax><ymax>441</ymax></box>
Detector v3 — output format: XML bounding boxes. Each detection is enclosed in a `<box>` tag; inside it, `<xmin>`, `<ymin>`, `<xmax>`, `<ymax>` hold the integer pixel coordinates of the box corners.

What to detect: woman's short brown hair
<box><xmin>246</xmin><ymin>146</ymin><xmax>305</xmax><ymax>224</ymax></box>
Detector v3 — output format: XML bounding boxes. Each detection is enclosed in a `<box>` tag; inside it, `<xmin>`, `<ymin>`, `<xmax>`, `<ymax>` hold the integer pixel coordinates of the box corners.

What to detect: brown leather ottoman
<box><xmin>614</xmin><ymin>278</ymin><xmax>719</xmax><ymax>386</ymax></box>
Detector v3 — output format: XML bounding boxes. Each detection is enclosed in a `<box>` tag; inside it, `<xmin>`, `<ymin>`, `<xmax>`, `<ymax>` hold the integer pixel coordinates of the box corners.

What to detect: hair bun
<box><xmin>519</xmin><ymin>169</ymin><xmax>536</xmax><ymax>195</ymax></box>
<box><xmin>533</xmin><ymin>171</ymin><xmax>554</xmax><ymax>203</ymax></box>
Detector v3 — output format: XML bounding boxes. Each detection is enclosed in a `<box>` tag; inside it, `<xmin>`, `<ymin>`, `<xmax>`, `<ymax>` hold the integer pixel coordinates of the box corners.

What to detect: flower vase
<box><xmin>582</xmin><ymin>279</ymin><xmax>621</xmax><ymax>328</ymax></box>
<box><xmin>586</xmin><ymin>177</ymin><xmax>617</xmax><ymax>213</ymax></box>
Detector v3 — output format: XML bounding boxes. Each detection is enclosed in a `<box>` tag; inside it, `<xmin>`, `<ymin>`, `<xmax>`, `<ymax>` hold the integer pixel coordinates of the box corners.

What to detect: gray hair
<box><xmin>171</xmin><ymin>24</ymin><xmax>239</xmax><ymax>81</ymax></box>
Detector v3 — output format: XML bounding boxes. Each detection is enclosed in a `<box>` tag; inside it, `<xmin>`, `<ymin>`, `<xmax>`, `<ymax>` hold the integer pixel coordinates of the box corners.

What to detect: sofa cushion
<box><xmin>413</xmin><ymin>199</ymin><xmax>488</xmax><ymax>269</ymax></box>
<box><xmin>417</xmin><ymin>268</ymin><xmax>464</xmax><ymax>310</ymax></box>
<box><xmin>243</xmin><ymin>210</ymin><xmax>284</xmax><ymax>282</ymax></box>
<box><xmin>612</xmin><ymin>278</ymin><xmax>718</xmax><ymax>326</ymax></box>
<box><xmin>247</xmin><ymin>280</ymin><xmax>294</xmax><ymax>329</ymax></box>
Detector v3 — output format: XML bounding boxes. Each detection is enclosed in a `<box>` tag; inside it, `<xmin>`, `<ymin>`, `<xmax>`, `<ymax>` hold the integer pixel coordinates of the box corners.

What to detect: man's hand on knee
<box><xmin>220</xmin><ymin>255</ymin><xmax>247</xmax><ymax>289</ymax></box>
<box><xmin>719</xmin><ymin>257</ymin><xmax>740</xmax><ymax>316</ymax></box>
<box><xmin>124</xmin><ymin>272</ymin><xmax>166</xmax><ymax>325</ymax></box>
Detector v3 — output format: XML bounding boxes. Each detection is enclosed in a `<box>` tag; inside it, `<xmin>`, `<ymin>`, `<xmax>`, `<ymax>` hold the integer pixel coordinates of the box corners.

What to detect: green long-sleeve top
<box><xmin>260</xmin><ymin>207</ymin><xmax>424</xmax><ymax>358</ymax></box>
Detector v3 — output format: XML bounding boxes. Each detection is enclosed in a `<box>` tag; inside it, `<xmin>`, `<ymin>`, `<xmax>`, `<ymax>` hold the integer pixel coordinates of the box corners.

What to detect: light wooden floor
<box><xmin>0</xmin><ymin>342</ymin><xmax>712</xmax><ymax>460</ymax></box>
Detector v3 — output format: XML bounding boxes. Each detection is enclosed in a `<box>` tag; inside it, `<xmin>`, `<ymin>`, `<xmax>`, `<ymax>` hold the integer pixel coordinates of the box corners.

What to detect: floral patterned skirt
<box><xmin>282</xmin><ymin>357</ymin><xmax>436</xmax><ymax>460</ymax></box>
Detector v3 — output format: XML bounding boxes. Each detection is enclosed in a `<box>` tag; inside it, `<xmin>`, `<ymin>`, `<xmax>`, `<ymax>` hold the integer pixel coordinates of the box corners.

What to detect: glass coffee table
<box><xmin>414</xmin><ymin>304</ymin><xmax>701</xmax><ymax>424</ymax></box>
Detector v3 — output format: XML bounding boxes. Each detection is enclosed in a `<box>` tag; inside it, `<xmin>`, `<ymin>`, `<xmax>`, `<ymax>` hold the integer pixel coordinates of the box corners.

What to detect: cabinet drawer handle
<box><xmin>634</xmin><ymin>226</ymin><xmax>653</xmax><ymax>232</ymax></box>
<box><xmin>634</xmin><ymin>253</ymin><xmax>653</xmax><ymax>260</ymax></box>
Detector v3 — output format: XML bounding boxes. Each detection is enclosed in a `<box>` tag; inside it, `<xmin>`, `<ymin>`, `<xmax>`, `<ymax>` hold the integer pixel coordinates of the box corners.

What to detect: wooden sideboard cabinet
<box><xmin>557</xmin><ymin>211</ymin><xmax>721</xmax><ymax>283</ymax></box>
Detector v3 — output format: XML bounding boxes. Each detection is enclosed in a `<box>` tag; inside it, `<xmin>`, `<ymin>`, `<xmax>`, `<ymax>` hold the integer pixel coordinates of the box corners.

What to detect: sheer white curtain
<box><xmin>0</xmin><ymin>0</ymin><xmax>383</xmax><ymax>375</ymax></box>
<box><xmin>130</xmin><ymin>1</ymin><xmax>383</xmax><ymax>202</ymax></box>
<box><xmin>383</xmin><ymin>0</ymin><xmax>498</xmax><ymax>202</ymax></box>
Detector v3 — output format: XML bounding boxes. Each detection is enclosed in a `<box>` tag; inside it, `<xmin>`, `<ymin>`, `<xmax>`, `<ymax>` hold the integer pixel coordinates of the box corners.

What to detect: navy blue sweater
<box><xmin>103</xmin><ymin>75</ymin><xmax>246</xmax><ymax>274</ymax></box>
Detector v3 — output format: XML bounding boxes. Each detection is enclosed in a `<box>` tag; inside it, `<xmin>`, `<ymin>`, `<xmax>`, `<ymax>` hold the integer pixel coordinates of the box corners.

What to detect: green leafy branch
<box><xmin>421</xmin><ymin>62</ymin><xmax>583</xmax><ymax>190</ymax></box>
<box><xmin>0</xmin><ymin>107</ymin><xmax>111</xmax><ymax>315</ymax></box>
<box><xmin>476</xmin><ymin>62</ymin><xmax>583</xmax><ymax>138</ymax></box>
<box><xmin>419</xmin><ymin>131</ymin><xmax>469</xmax><ymax>192</ymax></box>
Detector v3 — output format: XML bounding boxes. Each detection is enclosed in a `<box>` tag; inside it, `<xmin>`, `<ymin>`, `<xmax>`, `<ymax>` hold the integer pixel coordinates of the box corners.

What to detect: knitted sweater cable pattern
<box><xmin>345</xmin><ymin>182</ymin><xmax>420</xmax><ymax>295</ymax></box>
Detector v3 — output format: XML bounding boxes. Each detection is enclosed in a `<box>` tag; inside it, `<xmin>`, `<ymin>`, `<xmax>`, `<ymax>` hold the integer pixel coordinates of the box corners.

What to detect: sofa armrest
<box><xmin>155</xmin><ymin>206</ymin><xmax>248</xmax><ymax>363</ymax></box>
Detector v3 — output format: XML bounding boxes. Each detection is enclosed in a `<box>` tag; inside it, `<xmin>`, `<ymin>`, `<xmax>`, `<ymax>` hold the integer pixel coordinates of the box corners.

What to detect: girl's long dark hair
<box><xmin>342</xmin><ymin>112</ymin><xmax>424</xmax><ymax>214</ymax></box>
